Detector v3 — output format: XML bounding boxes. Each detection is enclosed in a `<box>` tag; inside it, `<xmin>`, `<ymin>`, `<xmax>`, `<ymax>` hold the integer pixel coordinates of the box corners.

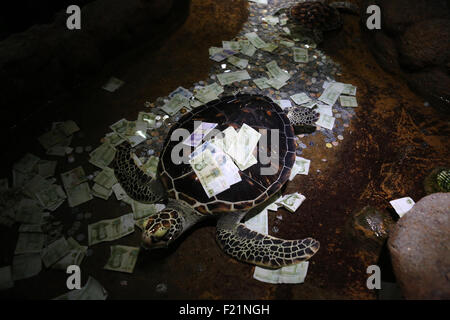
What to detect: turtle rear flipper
<box><xmin>216</xmin><ymin>213</ymin><xmax>320</xmax><ymax>269</ymax></box>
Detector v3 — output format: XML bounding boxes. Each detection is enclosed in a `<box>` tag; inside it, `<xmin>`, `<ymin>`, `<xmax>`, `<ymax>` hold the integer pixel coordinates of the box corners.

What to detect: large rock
<box><xmin>388</xmin><ymin>193</ymin><xmax>450</xmax><ymax>299</ymax></box>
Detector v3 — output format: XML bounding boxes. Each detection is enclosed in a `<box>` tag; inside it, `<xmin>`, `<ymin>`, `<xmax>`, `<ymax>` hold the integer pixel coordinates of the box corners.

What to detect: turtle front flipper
<box><xmin>113</xmin><ymin>141</ymin><xmax>166</xmax><ymax>203</ymax></box>
<box><xmin>216</xmin><ymin>213</ymin><xmax>320</xmax><ymax>269</ymax></box>
<box><xmin>287</xmin><ymin>106</ymin><xmax>320</xmax><ymax>134</ymax></box>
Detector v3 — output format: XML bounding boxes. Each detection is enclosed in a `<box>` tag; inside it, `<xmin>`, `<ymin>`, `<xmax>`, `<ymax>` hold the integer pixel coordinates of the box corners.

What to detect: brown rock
<box><xmin>399</xmin><ymin>19</ymin><xmax>450</xmax><ymax>70</ymax></box>
<box><xmin>388</xmin><ymin>193</ymin><xmax>450</xmax><ymax>299</ymax></box>
<box><xmin>371</xmin><ymin>32</ymin><xmax>400</xmax><ymax>74</ymax></box>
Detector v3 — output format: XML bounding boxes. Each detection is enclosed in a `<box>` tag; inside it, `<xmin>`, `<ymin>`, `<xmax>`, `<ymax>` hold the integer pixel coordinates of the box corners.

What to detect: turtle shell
<box><xmin>290</xmin><ymin>1</ymin><xmax>342</xmax><ymax>32</ymax></box>
<box><xmin>159</xmin><ymin>94</ymin><xmax>296</xmax><ymax>215</ymax></box>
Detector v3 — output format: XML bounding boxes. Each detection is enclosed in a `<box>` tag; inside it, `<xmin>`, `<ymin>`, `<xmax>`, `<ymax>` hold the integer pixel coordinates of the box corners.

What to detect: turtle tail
<box><xmin>216</xmin><ymin>213</ymin><xmax>320</xmax><ymax>269</ymax></box>
<box><xmin>113</xmin><ymin>141</ymin><xmax>166</xmax><ymax>203</ymax></box>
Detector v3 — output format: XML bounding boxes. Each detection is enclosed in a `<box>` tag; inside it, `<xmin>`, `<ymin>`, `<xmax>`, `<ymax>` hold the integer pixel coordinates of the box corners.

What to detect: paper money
<box><xmin>275</xmin><ymin>100</ymin><xmax>292</xmax><ymax>110</ymax></box>
<box><xmin>319</xmin><ymin>82</ymin><xmax>345</xmax><ymax>105</ymax></box>
<box><xmin>266</xmin><ymin>60</ymin><xmax>290</xmax><ymax>83</ymax></box>
<box><xmin>91</xmin><ymin>183</ymin><xmax>112</xmax><ymax>200</ymax></box>
<box><xmin>137</xmin><ymin>112</ymin><xmax>157</xmax><ymax>128</ymax></box>
<box><xmin>341</xmin><ymin>83</ymin><xmax>357</xmax><ymax>96</ymax></box>
<box><xmin>22</xmin><ymin>174</ymin><xmax>53</xmax><ymax>198</ymax></box>
<box><xmin>183</xmin><ymin>122</ymin><xmax>218</xmax><ymax>147</ymax></box>
<box><xmin>53</xmin><ymin>277</ymin><xmax>108</xmax><ymax>300</ymax></box>
<box><xmin>227</xmin><ymin>56</ymin><xmax>249</xmax><ymax>69</ymax></box>
<box><xmin>14</xmin><ymin>198</ymin><xmax>45</xmax><ymax>224</ymax></box>
<box><xmin>266</xmin><ymin>78</ymin><xmax>287</xmax><ymax>90</ymax></box>
<box><xmin>0</xmin><ymin>266</ymin><xmax>14</xmax><ymax>290</ymax></box>
<box><xmin>89</xmin><ymin>143</ymin><xmax>116</xmax><ymax>169</ymax></box>
<box><xmin>94</xmin><ymin>167</ymin><xmax>117</xmax><ymax>189</ymax></box>
<box><xmin>38</xmin><ymin>129</ymin><xmax>67</xmax><ymax>150</ymax></box>
<box><xmin>67</xmin><ymin>182</ymin><xmax>93</xmax><ymax>207</ymax></box>
<box><xmin>132</xmin><ymin>201</ymin><xmax>165</xmax><ymax>220</ymax></box>
<box><xmin>56</xmin><ymin>120</ymin><xmax>80</xmax><ymax>136</ymax></box>
<box><xmin>35</xmin><ymin>184</ymin><xmax>67</xmax><ymax>211</ymax></box>
<box><xmin>245</xmin><ymin>32</ymin><xmax>268</xmax><ymax>49</ymax></box>
<box><xmin>253</xmin><ymin>262</ymin><xmax>309</xmax><ymax>284</ymax></box>
<box><xmin>41</xmin><ymin>237</ymin><xmax>71</xmax><ymax>268</ymax></box>
<box><xmin>195</xmin><ymin>83</ymin><xmax>224</xmax><ymax>103</ymax></box>
<box><xmin>280</xmin><ymin>40</ymin><xmax>295</xmax><ymax>47</ymax></box>
<box><xmin>261</xmin><ymin>43</ymin><xmax>278</xmax><ymax>53</ymax></box>
<box><xmin>316</xmin><ymin>103</ymin><xmax>333</xmax><ymax>116</ymax></box>
<box><xmin>216</xmin><ymin>70</ymin><xmax>251</xmax><ymax>86</ymax></box>
<box><xmin>262</xmin><ymin>15</ymin><xmax>279</xmax><ymax>25</ymax></box>
<box><xmin>233</xmin><ymin>124</ymin><xmax>261</xmax><ymax>166</ymax></box>
<box><xmin>222</xmin><ymin>41</ymin><xmax>241</xmax><ymax>51</ymax></box>
<box><xmin>239</xmin><ymin>40</ymin><xmax>257</xmax><ymax>57</ymax></box>
<box><xmin>12</xmin><ymin>254</ymin><xmax>42</xmax><ymax>280</ymax></box>
<box><xmin>290</xmin><ymin>93</ymin><xmax>312</xmax><ymax>105</ymax></box>
<box><xmin>102</xmin><ymin>77</ymin><xmax>124</xmax><ymax>92</ymax></box>
<box><xmin>112</xmin><ymin>183</ymin><xmax>128</xmax><ymax>201</ymax></box>
<box><xmin>276</xmin><ymin>193</ymin><xmax>306</xmax><ymax>213</ymax></box>
<box><xmin>289</xmin><ymin>157</ymin><xmax>311</xmax><ymax>181</ymax></box>
<box><xmin>190</xmin><ymin>140</ymin><xmax>242</xmax><ymax>187</ymax></box>
<box><xmin>37</xmin><ymin>160</ymin><xmax>57</xmax><ymax>178</ymax></box>
<box><xmin>293</xmin><ymin>47</ymin><xmax>308</xmax><ymax>63</ymax></box>
<box><xmin>315</xmin><ymin>113</ymin><xmax>336</xmax><ymax>130</ymax></box>
<box><xmin>189</xmin><ymin>149</ymin><xmax>229</xmax><ymax>198</ymax></box>
<box><xmin>104</xmin><ymin>245</ymin><xmax>140</xmax><ymax>274</ymax></box>
<box><xmin>253</xmin><ymin>77</ymin><xmax>271</xmax><ymax>90</ymax></box>
<box><xmin>244</xmin><ymin>208</ymin><xmax>268</xmax><ymax>234</ymax></box>
<box><xmin>52</xmin><ymin>237</ymin><xmax>87</xmax><ymax>270</ymax></box>
<box><xmin>46</xmin><ymin>145</ymin><xmax>67</xmax><ymax>157</ymax></box>
<box><xmin>161</xmin><ymin>93</ymin><xmax>190</xmax><ymax>115</ymax></box>
<box><xmin>103</xmin><ymin>132</ymin><xmax>125</xmax><ymax>147</ymax></box>
<box><xmin>169</xmin><ymin>86</ymin><xmax>193</xmax><ymax>99</ymax></box>
<box><xmin>15</xmin><ymin>232</ymin><xmax>45</xmax><ymax>254</ymax></box>
<box><xmin>249</xmin><ymin>0</ymin><xmax>268</xmax><ymax>4</ymax></box>
<box><xmin>14</xmin><ymin>153</ymin><xmax>40</xmax><ymax>174</ymax></box>
<box><xmin>339</xmin><ymin>95</ymin><xmax>358</xmax><ymax>107</ymax></box>
<box><xmin>390</xmin><ymin>197</ymin><xmax>415</xmax><ymax>218</ymax></box>
<box><xmin>141</xmin><ymin>156</ymin><xmax>159</xmax><ymax>178</ymax></box>
<box><xmin>210</xmin><ymin>49</ymin><xmax>237</xmax><ymax>62</ymax></box>
<box><xmin>88</xmin><ymin>213</ymin><xmax>135</xmax><ymax>246</ymax></box>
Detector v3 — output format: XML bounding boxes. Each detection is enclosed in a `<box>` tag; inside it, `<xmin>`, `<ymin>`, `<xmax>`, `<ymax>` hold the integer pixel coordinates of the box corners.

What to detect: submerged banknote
<box><xmin>239</xmin><ymin>40</ymin><xmax>257</xmax><ymax>57</ymax></box>
<box><xmin>233</xmin><ymin>124</ymin><xmax>261</xmax><ymax>166</ymax></box>
<box><xmin>91</xmin><ymin>183</ymin><xmax>112</xmax><ymax>200</ymax></box>
<box><xmin>52</xmin><ymin>237</ymin><xmax>87</xmax><ymax>270</ymax></box>
<box><xmin>253</xmin><ymin>77</ymin><xmax>271</xmax><ymax>90</ymax></box>
<box><xmin>88</xmin><ymin>213</ymin><xmax>135</xmax><ymax>246</ymax></box>
<box><xmin>222</xmin><ymin>41</ymin><xmax>241</xmax><ymax>51</ymax></box>
<box><xmin>89</xmin><ymin>142</ymin><xmax>116</xmax><ymax>169</ymax></box>
<box><xmin>12</xmin><ymin>253</ymin><xmax>42</xmax><ymax>281</ymax></box>
<box><xmin>35</xmin><ymin>184</ymin><xmax>67</xmax><ymax>211</ymax></box>
<box><xmin>253</xmin><ymin>262</ymin><xmax>309</xmax><ymax>284</ymax></box>
<box><xmin>227</xmin><ymin>56</ymin><xmax>249</xmax><ymax>70</ymax></box>
<box><xmin>390</xmin><ymin>197</ymin><xmax>415</xmax><ymax>218</ymax></box>
<box><xmin>319</xmin><ymin>82</ymin><xmax>345</xmax><ymax>105</ymax></box>
<box><xmin>315</xmin><ymin>113</ymin><xmax>336</xmax><ymax>130</ymax></box>
<box><xmin>15</xmin><ymin>232</ymin><xmax>46</xmax><ymax>255</ymax></box>
<box><xmin>289</xmin><ymin>157</ymin><xmax>311</xmax><ymax>181</ymax></box>
<box><xmin>137</xmin><ymin>112</ymin><xmax>157</xmax><ymax>128</ymax></box>
<box><xmin>61</xmin><ymin>166</ymin><xmax>87</xmax><ymax>191</ymax></box>
<box><xmin>141</xmin><ymin>156</ymin><xmax>159</xmax><ymax>178</ymax></box>
<box><xmin>131</xmin><ymin>201</ymin><xmax>166</xmax><ymax>220</ymax></box>
<box><xmin>194</xmin><ymin>83</ymin><xmax>223</xmax><ymax>104</ymax></box>
<box><xmin>290</xmin><ymin>93</ymin><xmax>312</xmax><ymax>105</ymax></box>
<box><xmin>104</xmin><ymin>245</ymin><xmax>140</xmax><ymax>274</ymax></box>
<box><xmin>209</xmin><ymin>48</ymin><xmax>237</xmax><ymax>62</ymax></box>
<box><xmin>14</xmin><ymin>153</ymin><xmax>40</xmax><ymax>174</ymax></box>
<box><xmin>266</xmin><ymin>60</ymin><xmax>290</xmax><ymax>83</ymax></box>
<box><xmin>161</xmin><ymin>94</ymin><xmax>190</xmax><ymax>115</ymax></box>
<box><xmin>41</xmin><ymin>237</ymin><xmax>71</xmax><ymax>268</ymax></box>
<box><xmin>189</xmin><ymin>149</ymin><xmax>229</xmax><ymax>198</ymax></box>
<box><xmin>245</xmin><ymin>32</ymin><xmax>268</xmax><ymax>49</ymax></box>
<box><xmin>94</xmin><ymin>167</ymin><xmax>117</xmax><ymax>190</ymax></box>
<box><xmin>216</xmin><ymin>70</ymin><xmax>251</xmax><ymax>86</ymax></box>
<box><xmin>53</xmin><ymin>277</ymin><xmax>108</xmax><ymax>300</ymax></box>
<box><xmin>276</xmin><ymin>193</ymin><xmax>306</xmax><ymax>213</ymax></box>
<box><xmin>339</xmin><ymin>95</ymin><xmax>358</xmax><ymax>107</ymax></box>
<box><xmin>293</xmin><ymin>47</ymin><xmax>308</xmax><ymax>63</ymax></box>
<box><xmin>66</xmin><ymin>182</ymin><xmax>93</xmax><ymax>207</ymax></box>
<box><xmin>183</xmin><ymin>122</ymin><xmax>218</xmax><ymax>147</ymax></box>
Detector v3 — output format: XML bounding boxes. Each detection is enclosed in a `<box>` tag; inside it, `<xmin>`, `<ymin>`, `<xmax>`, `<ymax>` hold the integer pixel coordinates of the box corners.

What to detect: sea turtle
<box><xmin>275</xmin><ymin>1</ymin><xmax>360</xmax><ymax>44</ymax></box>
<box><xmin>113</xmin><ymin>94</ymin><xmax>320</xmax><ymax>269</ymax></box>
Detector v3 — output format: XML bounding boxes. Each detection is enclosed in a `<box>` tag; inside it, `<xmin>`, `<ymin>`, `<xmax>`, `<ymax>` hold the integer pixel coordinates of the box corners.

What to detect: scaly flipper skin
<box><xmin>113</xmin><ymin>142</ymin><xmax>166</xmax><ymax>203</ymax></box>
<box><xmin>216</xmin><ymin>212</ymin><xmax>320</xmax><ymax>269</ymax></box>
<box><xmin>287</xmin><ymin>106</ymin><xmax>320</xmax><ymax>134</ymax></box>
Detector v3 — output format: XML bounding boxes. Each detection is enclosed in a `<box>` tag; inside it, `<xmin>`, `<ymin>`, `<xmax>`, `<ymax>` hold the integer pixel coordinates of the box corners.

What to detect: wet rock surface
<box><xmin>363</xmin><ymin>0</ymin><xmax>450</xmax><ymax>112</ymax></box>
<box><xmin>388</xmin><ymin>193</ymin><xmax>450</xmax><ymax>299</ymax></box>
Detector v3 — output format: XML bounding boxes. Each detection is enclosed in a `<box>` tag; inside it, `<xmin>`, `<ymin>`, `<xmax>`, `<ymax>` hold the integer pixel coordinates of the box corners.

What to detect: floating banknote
<box><xmin>293</xmin><ymin>47</ymin><xmax>308</xmax><ymax>63</ymax></box>
<box><xmin>266</xmin><ymin>78</ymin><xmax>287</xmax><ymax>90</ymax></box>
<box><xmin>12</xmin><ymin>253</ymin><xmax>42</xmax><ymax>280</ymax></box>
<box><xmin>38</xmin><ymin>129</ymin><xmax>67</xmax><ymax>150</ymax></box>
<box><xmin>67</xmin><ymin>182</ymin><xmax>93</xmax><ymax>207</ymax></box>
<box><xmin>216</xmin><ymin>70</ymin><xmax>251</xmax><ymax>86</ymax></box>
<box><xmin>261</xmin><ymin>43</ymin><xmax>278</xmax><ymax>53</ymax></box>
<box><xmin>14</xmin><ymin>198</ymin><xmax>45</xmax><ymax>224</ymax></box>
<box><xmin>132</xmin><ymin>201</ymin><xmax>166</xmax><ymax>220</ymax></box>
<box><xmin>315</xmin><ymin>113</ymin><xmax>336</xmax><ymax>130</ymax></box>
<box><xmin>161</xmin><ymin>94</ymin><xmax>190</xmax><ymax>115</ymax></box>
<box><xmin>37</xmin><ymin>160</ymin><xmax>57</xmax><ymax>178</ymax></box>
<box><xmin>276</xmin><ymin>193</ymin><xmax>306</xmax><ymax>213</ymax></box>
<box><xmin>210</xmin><ymin>49</ymin><xmax>237</xmax><ymax>62</ymax></box>
<box><xmin>316</xmin><ymin>103</ymin><xmax>333</xmax><ymax>116</ymax></box>
<box><xmin>319</xmin><ymin>82</ymin><xmax>345</xmax><ymax>105</ymax></box>
<box><xmin>61</xmin><ymin>166</ymin><xmax>87</xmax><ymax>191</ymax></box>
<box><xmin>339</xmin><ymin>95</ymin><xmax>358</xmax><ymax>107</ymax></box>
<box><xmin>35</xmin><ymin>184</ymin><xmax>67</xmax><ymax>211</ymax></box>
<box><xmin>15</xmin><ymin>232</ymin><xmax>46</xmax><ymax>255</ymax></box>
<box><xmin>23</xmin><ymin>174</ymin><xmax>53</xmax><ymax>198</ymax></box>
<box><xmin>112</xmin><ymin>183</ymin><xmax>128</xmax><ymax>201</ymax></box>
<box><xmin>91</xmin><ymin>183</ymin><xmax>112</xmax><ymax>200</ymax></box>
<box><xmin>103</xmin><ymin>132</ymin><xmax>125</xmax><ymax>147</ymax></box>
<box><xmin>253</xmin><ymin>262</ymin><xmax>309</xmax><ymax>284</ymax></box>
<box><xmin>14</xmin><ymin>153</ymin><xmax>40</xmax><ymax>174</ymax></box>
<box><xmin>169</xmin><ymin>86</ymin><xmax>193</xmax><ymax>99</ymax></box>
<box><xmin>253</xmin><ymin>77</ymin><xmax>271</xmax><ymax>89</ymax></box>
<box><xmin>390</xmin><ymin>197</ymin><xmax>415</xmax><ymax>218</ymax></box>
<box><xmin>262</xmin><ymin>15</ymin><xmax>279</xmax><ymax>25</ymax></box>
<box><xmin>266</xmin><ymin>61</ymin><xmax>291</xmax><ymax>83</ymax></box>
<box><xmin>141</xmin><ymin>156</ymin><xmax>159</xmax><ymax>178</ymax></box>
<box><xmin>53</xmin><ymin>277</ymin><xmax>108</xmax><ymax>300</ymax></box>
<box><xmin>189</xmin><ymin>149</ymin><xmax>229</xmax><ymax>198</ymax></box>
<box><xmin>94</xmin><ymin>167</ymin><xmax>117</xmax><ymax>190</ymax></box>
<box><xmin>55</xmin><ymin>120</ymin><xmax>80</xmax><ymax>136</ymax></box>
<box><xmin>280</xmin><ymin>40</ymin><xmax>295</xmax><ymax>47</ymax></box>
<box><xmin>102</xmin><ymin>77</ymin><xmax>124</xmax><ymax>92</ymax></box>
<box><xmin>41</xmin><ymin>237</ymin><xmax>71</xmax><ymax>268</ymax></box>
<box><xmin>239</xmin><ymin>40</ymin><xmax>257</xmax><ymax>57</ymax></box>
<box><xmin>341</xmin><ymin>83</ymin><xmax>357</xmax><ymax>96</ymax></box>
<box><xmin>104</xmin><ymin>245</ymin><xmax>140</xmax><ymax>274</ymax></box>
<box><xmin>289</xmin><ymin>157</ymin><xmax>311</xmax><ymax>181</ymax></box>
<box><xmin>227</xmin><ymin>56</ymin><xmax>249</xmax><ymax>70</ymax></box>
<box><xmin>245</xmin><ymin>32</ymin><xmax>268</xmax><ymax>49</ymax></box>
<box><xmin>290</xmin><ymin>93</ymin><xmax>312</xmax><ymax>105</ymax></box>
<box><xmin>88</xmin><ymin>213</ymin><xmax>135</xmax><ymax>246</ymax></box>
<box><xmin>183</xmin><ymin>122</ymin><xmax>218</xmax><ymax>147</ymax></box>
<box><xmin>276</xmin><ymin>100</ymin><xmax>292</xmax><ymax>110</ymax></box>
<box><xmin>52</xmin><ymin>237</ymin><xmax>87</xmax><ymax>270</ymax></box>
<box><xmin>222</xmin><ymin>41</ymin><xmax>241</xmax><ymax>51</ymax></box>
<box><xmin>137</xmin><ymin>112</ymin><xmax>157</xmax><ymax>128</ymax></box>
<box><xmin>89</xmin><ymin>143</ymin><xmax>116</xmax><ymax>169</ymax></box>
<box><xmin>195</xmin><ymin>83</ymin><xmax>224</xmax><ymax>104</ymax></box>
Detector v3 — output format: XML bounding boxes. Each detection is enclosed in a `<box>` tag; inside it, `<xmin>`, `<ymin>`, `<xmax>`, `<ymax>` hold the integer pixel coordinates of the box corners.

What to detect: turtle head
<box><xmin>141</xmin><ymin>210</ymin><xmax>184</xmax><ymax>250</ymax></box>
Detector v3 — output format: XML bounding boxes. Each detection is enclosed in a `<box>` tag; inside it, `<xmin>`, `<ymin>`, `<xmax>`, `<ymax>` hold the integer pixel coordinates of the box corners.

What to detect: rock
<box><xmin>371</xmin><ymin>32</ymin><xmax>400</xmax><ymax>74</ymax></box>
<box><xmin>388</xmin><ymin>193</ymin><xmax>450</xmax><ymax>299</ymax></box>
<box><xmin>346</xmin><ymin>206</ymin><xmax>395</xmax><ymax>252</ymax></box>
<box><xmin>399</xmin><ymin>19</ymin><xmax>450</xmax><ymax>70</ymax></box>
